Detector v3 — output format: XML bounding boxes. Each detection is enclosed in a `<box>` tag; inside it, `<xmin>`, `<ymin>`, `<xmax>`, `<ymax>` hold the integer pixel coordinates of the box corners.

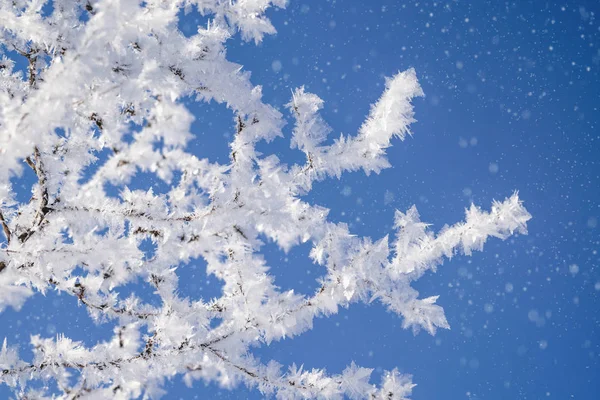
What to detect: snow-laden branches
<box><xmin>0</xmin><ymin>1</ymin><xmax>531</xmax><ymax>398</ymax></box>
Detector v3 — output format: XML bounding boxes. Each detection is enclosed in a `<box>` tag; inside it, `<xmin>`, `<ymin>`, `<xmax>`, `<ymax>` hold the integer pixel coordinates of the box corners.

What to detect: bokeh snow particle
<box><xmin>271</xmin><ymin>60</ymin><xmax>283</xmax><ymax>73</ymax></box>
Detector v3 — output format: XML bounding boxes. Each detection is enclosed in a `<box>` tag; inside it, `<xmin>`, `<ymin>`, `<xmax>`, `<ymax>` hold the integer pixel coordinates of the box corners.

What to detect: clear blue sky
<box><xmin>1</xmin><ymin>1</ymin><xmax>599</xmax><ymax>399</ymax></box>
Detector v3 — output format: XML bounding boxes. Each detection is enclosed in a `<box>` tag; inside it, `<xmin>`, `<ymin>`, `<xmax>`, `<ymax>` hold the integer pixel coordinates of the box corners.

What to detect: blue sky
<box><xmin>2</xmin><ymin>0</ymin><xmax>599</xmax><ymax>399</ymax></box>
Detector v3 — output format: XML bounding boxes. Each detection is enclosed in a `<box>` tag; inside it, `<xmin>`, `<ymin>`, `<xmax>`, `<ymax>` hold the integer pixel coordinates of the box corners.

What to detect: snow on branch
<box><xmin>288</xmin><ymin>69</ymin><xmax>424</xmax><ymax>192</ymax></box>
<box><xmin>389</xmin><ymin>192</ymin><xmax>531</xmax><ymax>279</ymax></box>
<box><xmin>0</xmin><ymin>1</ymin><xmax>530</xmax><ymax>399</ymax></box>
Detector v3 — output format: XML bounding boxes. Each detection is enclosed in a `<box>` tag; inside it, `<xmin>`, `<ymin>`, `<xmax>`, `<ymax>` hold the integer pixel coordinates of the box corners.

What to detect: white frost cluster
<box><xmin>0</xmin><ymin>1</ymin><xmax>531</xmax><ymax>399</ymax></box>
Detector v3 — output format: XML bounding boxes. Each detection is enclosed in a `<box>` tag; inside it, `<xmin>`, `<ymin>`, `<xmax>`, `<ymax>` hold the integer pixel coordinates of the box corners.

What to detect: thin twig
<box><xmin>19</xmin><ymin>147</ymin><xmax>50</xmax><ymax>243</ymax></box>
<box><xmin>0</xmin><ymin>209</ymin><xmax>10</xmax><ymax>245</ymax></box>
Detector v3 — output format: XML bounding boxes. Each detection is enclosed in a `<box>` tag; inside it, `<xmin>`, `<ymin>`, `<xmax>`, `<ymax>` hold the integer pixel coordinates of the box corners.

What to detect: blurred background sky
<box><xmin>1</xmin><ymin>0</ymin><xmax>599</xmax><ymax>399</ymax></box>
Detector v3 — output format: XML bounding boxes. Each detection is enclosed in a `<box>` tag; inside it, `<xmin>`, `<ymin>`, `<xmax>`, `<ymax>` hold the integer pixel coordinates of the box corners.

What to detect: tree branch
<box><xmin>0</xmin><ymin>209</ymin><xmax>10</xmax><ymax>245</ymax></box>
<box><xmin>18</xmin><ymin>147</ymin><xmax>50</xmax><ymax>243</ymax></box>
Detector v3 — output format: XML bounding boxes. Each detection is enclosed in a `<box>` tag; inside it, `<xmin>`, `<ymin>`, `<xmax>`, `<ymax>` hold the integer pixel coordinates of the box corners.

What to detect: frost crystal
<box><xmin>0</xmin><ymin>1</ymin><xmax>531</xmax><ymax>398</ymax></box>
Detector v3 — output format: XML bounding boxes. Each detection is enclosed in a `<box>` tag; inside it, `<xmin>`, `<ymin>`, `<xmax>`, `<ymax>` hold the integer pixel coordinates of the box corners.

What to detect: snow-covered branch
<box><xmin>288</xmin><ymin>69</ymin><xmax>424</xmax><ymax>192</ymax></box>
<box><xmin>0</xmin><ymin>1</ymin><xmax>531</xmax><ymax>398</ymax></box>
